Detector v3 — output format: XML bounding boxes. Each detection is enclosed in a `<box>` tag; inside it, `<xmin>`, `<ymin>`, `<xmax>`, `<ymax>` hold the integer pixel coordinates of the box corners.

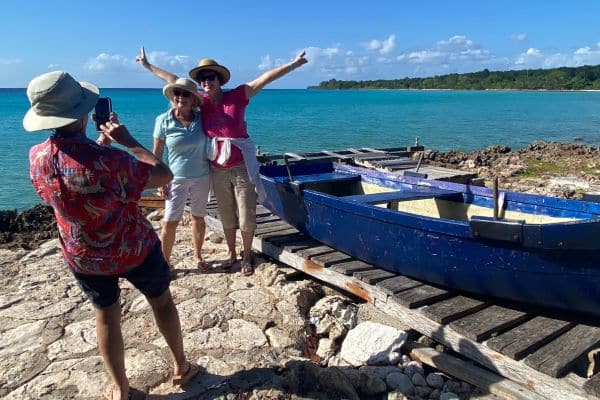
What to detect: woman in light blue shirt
<box><xmin>153</xmin><ymin>78</ymin><xmax>210</xmax><ymax>271</ymax></box>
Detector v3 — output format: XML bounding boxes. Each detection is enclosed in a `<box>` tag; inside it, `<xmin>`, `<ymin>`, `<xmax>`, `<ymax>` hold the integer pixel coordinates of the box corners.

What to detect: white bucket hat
<box><xmin>23</xmin><ymin>71</ymin><xmax>99</xmax><ymax>132</ymax></box>
<box><xmin>162</xmin><ymin>78</ymin><xmax>203</xmax><ymax>103</ymax></box>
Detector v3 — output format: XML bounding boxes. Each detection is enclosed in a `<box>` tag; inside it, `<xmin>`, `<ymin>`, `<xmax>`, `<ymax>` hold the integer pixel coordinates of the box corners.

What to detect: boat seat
<box><xmin>342</xmin><ymin>187</ymin><xmax>462</xmax><ymax>204</ymax></box>
<box><xmin>275</xmin><ymin>172</ymin><xmax>361</xmax><ymax>187</ymax></box>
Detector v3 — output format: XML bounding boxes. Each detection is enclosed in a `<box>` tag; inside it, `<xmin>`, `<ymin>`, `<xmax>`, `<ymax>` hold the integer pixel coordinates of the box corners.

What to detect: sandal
<box><xmin>197</xmin><ymin>260</ymin><xmax>209</xmax><ymax>272</ymax></box>
<box><xmin>103</xmin><ymin>384</ymin><xmax>146</xmax><ymax>400</ymax></box>
<box><xmin>172</xmin><ymin>362</ymin><xmax>200</xmax><ymax>387</ymax></box>
<box><xmin>240</xmin><ymin>260</ymin><xmax>254</xmax><ymax>276</ymax></box>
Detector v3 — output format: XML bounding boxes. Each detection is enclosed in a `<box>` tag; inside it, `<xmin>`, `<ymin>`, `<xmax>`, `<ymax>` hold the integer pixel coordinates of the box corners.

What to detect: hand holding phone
<box><xmin>94</xmin><ymin>97</ymin><xmax>112</xmax><ymax>131</ymax></box>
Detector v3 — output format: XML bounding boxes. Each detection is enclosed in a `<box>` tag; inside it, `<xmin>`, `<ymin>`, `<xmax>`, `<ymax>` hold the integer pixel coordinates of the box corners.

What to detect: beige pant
<box><xmin>211</xmin><ymin>164</ymin><xmax>257</xmax><ymax>231</ymax></box>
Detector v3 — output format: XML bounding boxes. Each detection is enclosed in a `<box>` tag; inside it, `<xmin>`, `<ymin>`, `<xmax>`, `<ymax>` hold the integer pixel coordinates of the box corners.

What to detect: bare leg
<box><xmin>241</xmin><ymin>229</ymin><xmax>254</xmax><ymax>264</ymax></box>
<box><xmin>160</xmin><ymin>221</ymin><xmax>179</xmax><ymax>265</ymax></box>
<box><xmin>95</xmin><ymin>302</ymin><xmax>129</xmax><ymax>400</ymax></box>
<box><xmin>147</xmin><ymin>288</ymin><xmax>189</xmax><ymax>376</ymax></box>
<box><xmin>191</xmin><ymin>215</ymin><xmax>206</xmax><ymax>263</ymax></box>
<box><xmin>223</xmin><ymin>227</ymin><xmax>237</xmax><ymax>262</ymax></box>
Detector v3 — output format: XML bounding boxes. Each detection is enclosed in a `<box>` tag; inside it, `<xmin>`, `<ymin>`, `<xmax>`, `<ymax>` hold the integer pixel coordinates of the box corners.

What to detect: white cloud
<box><xmin>83</xmin><ymin>53</ymin><xmax>136</xmax><ymax>71</ymax></box>
<box><xmin>258</xmin><ymin>55</ymin><xmax>273</xmax><ymax>71</ymax></box>
<box><xmin>513</xmin><ymin>44</ymin><xmax>600</xmax><ymax>68</ymax></box>
<box><xmin>47</xmin><ymin>64</ymin><xmax>60</xmax><ymax>69</ymax></box>
<box><xmin>510</xmin><ymin>33</ymin><xmax>527</xmax><ymax>41</ymax></box>
<box><xmin>362</xmin><ymin>34</ymin><xmax>396</xmax><ymax>55</ymax></box>
<box><xmin>0</xmin><ymin>58</ymin><xmax>23</xmax><ymax>65</ymax></box>
<box><xmin>146</xmin><ymin>51</ymin><xmax>193</xmax><ymax>69</ymax></box>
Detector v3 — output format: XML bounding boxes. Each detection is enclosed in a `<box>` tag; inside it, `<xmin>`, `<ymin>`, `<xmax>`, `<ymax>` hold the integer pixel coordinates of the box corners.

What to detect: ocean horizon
<box><xmin>2</xmin><ymin>88</ymin><xmax>600</xmax><ymax>211</ymax></box>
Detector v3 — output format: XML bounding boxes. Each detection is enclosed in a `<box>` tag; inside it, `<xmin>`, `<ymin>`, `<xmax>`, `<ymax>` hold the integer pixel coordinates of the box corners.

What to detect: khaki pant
<box><xmin>211</xmin><ymin>164</ymin><xmax>257</xmax><ymax>231</ymax></box>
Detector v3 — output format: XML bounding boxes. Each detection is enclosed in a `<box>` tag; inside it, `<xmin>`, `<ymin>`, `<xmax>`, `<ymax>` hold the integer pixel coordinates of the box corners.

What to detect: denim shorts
<box><xmin>72</xmin><ymin>242</ymin><xmax>171</xmax><ymax>308</ymax></box>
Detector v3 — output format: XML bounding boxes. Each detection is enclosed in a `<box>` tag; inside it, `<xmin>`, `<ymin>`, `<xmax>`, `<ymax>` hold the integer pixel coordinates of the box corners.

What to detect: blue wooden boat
<box><xmin>259</xmin><ymin>162</ymin><xmax>600</xmax><ymax>317</ymax></box>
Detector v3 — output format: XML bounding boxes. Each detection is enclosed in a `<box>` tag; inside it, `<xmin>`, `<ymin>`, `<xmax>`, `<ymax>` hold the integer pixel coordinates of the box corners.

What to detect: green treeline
<box><xmin>311</xmin><ymin>65</ymin><xmax>600</xmax><ymax>90</ymax></box>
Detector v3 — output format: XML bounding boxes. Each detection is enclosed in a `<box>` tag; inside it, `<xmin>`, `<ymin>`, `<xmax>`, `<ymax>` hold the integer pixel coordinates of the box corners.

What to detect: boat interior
<box><xmin>289</xmin><ymin>172</ymin><xmax>576</xmax><ymax>224</ymax></box>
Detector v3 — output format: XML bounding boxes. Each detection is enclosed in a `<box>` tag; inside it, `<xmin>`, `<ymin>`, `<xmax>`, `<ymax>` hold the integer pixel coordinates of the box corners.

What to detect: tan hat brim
<box><xmin>23</xmin><ymin>81</ymin><xmax>99</xmax><ymax>132</ymax></box>
<box><xmin>189</xmin><ymin>65</ymin><xmax>230</xmax><ymax>85</ymax></box>
<box><xmin>163</xmin><ymin>84</ymin><xmax>203</xmax><ymax>103</ymax></box>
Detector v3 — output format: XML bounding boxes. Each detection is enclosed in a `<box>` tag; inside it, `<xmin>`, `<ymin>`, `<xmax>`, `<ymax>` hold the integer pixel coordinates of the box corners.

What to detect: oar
<box><xmin>284</xmin><ymin>154</ymin><xmax>294</xmax><ymax>182</ymax></box>
<box><xmin>493</xmin><ymin>176</ymin><xmax>499</xmax><ymax>219</ymax></box>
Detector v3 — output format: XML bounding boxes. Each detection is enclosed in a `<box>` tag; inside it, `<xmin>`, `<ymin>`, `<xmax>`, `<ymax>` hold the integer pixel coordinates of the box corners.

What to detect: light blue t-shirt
<box><xmin>153</xmin><ymin>109</ymin><xmax>210</xmax><ymax>179</ymax></box>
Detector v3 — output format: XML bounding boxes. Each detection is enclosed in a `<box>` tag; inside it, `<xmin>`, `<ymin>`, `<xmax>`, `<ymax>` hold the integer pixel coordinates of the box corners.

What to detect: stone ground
<box><xmin>0</xmin><ymin>213</ymin><xmax>487</xmax><ymax>399</ymax></box>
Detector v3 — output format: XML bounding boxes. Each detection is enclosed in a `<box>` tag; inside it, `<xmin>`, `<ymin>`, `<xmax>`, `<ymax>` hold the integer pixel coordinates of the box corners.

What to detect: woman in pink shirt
<box><xmin>137</xmin><ymin>47</ymin><xmax>307</xmax><ymax>275</ymax></box>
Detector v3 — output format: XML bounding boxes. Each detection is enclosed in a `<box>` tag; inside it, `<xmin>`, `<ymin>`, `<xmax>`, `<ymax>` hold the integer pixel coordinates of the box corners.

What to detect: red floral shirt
<box><xmin>29</xmin><ymin>135</ymin><xmax>158</xmax><ymax>275</ymax></box>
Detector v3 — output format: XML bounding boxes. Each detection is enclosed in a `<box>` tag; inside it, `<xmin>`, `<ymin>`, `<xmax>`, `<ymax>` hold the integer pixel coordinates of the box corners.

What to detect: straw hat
<box><xmin>23</xmin><ymin>71</ymin><xmax>99</xmax><ymax>132</ymax></box>
<box><xmin>189</xmin><ymin>58</ymin><xmax>230</xmax><ymax>85</ymax></box>
<box><xmin>162</xmin><ymin>78</ymin><xmax>203</xmax><ymax>103</ymax></box>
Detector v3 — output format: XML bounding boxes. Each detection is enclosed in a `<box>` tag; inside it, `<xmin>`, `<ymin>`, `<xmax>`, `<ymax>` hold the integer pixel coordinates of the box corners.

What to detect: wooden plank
<box><xmin>254</xmin><ymin>221</ymin><xmax>293</xmax><ymax>235</ymax></box>
<box><xmin>524</xmin><ymin>324</ymin><xmax>600</xmax><ymax>377</ymax></box>
<box><xmin>353</xmin><ymin>269</ymin><xmax>396</xmax><ymax>285</ymax></box>
<box><xmin>583</xmin><ymin>373</ymin><xmax>600</xmax><ymax>397</ymax></box>
<box><xmin>256</xmin><ymin>228</ymin><xmax>300</xmax><ymax>240</ymax></box>
<box><xmin>282</xmin><ymin>239</ymin><xmax>320</xmax><ymax>253</ymax></box>
<box><xmin>330</xmin><ymin>260</ymin><xmax>376</xmax><ymax>276</ymax></box>
<box><xmin>486</xmin><ymin>316</ymin><xmax>574</xmax><ymax>360</ymax></box>
<box><xmin>391</xmin><ymin>285</ymin><xmax>453</xmax><ymax>309</ymax></box>
<box><xmin>255</xmin><ymin>204</ymin><xmax>272</xmax><ymax>216</ymax></box>
<box><xmin>321</xmin><ymin>150</ymin><xmax>352</xmax><ymax>159</ymax></box>
<box><xmin>376</xmin><ymin>275</ymin><xmax>424</xmax><ymax>296</ymax></box>
<box><xmin>310</xmin><ymin>252</ymin><xmax>354</xmax><ymax>268</ymax></box>
<box><xmin>266</xmin><ymin>232</ymin><xmax>307</xmax><ymax>246</ymax></box>
<box><xmin>422</xmin><ymin>296</ymin><xmax>487</xmax><ymax>324</ymax></box>
<box><xmin>406</xmin><ymin>342</ymin><xmax>546</xmax><ymax>400</ymax></box>
<box><xmin>373</xmin><ymin>298</ymin><xmax>590</xmax><ymax>400</ymax></box>
<box><xmin>284</xmin><ymin>152</ymin><xmax>306</xmax><ymax>160</ymax></box>
<box><xmin>297</xmin><ymin>245</ymin><xmax>336</xmax><ymax>259</ymax></box>
<box><xmin>448</xmin><ymin>306</ymin><xmax>530</xmax><ymax>342</ymax></box>
<box><xmin>256</xmin><ymin>215</ymin><xmax>281</xmax><ymax>224</ymax></box>
<box><xmin>361</xmin><ymin>147</ymin><xmax>388</xmax><ymax>153</ymax></box>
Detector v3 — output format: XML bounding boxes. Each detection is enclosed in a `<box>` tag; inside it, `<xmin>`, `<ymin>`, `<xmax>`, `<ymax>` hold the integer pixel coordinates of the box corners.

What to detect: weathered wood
<box><xmin>353</xmin><ymin>269</ymin><xmax>396</xmax><ymax>285</ymax></box>
<box><xmin>486</xmin><ymin>316</ymin><xmax>574</xmax><ymax>360</ymax></box>
<box><xmin>256</xmin><ymin>228</ymin><xmax>300</xmax><ymax>240</ymax></box>
<box><xmin>297</xmin><ymin>245</ymin><xmax>336</xmax><ymax>259</ymax></box>
<box><xmin>376</xmin><ymin>275</ymin><xmax>424</xmax><ymax>296</ymax></box>
<box><xmin>310</xmin><ymin>251</ymin><xmax>354</xmax><ymax>267</ymax></box>
<box><xmin>255</xmin><ymin>204</ymin><xmax>272</xmax><ymax>216</ymax></box>
<box><xmin>524</xmin><ymin>324</ymin><xmax>600</xmax><ymax>377</ymax></box>
<box><xmin>254</xmin><ymin>221</ymin><xmax>294</xmax><ymax>235</ymax></box>
<box><xmin>422</xmin><ymin>296</ymin><xmax>488</xmax><ymax>324</ymax></box>
<box><xmin>282</xmin><ymin>239</ymin><xmax>320</xmax><ymax>253</ymax></box>
<box><xmin>330</xmin><ymin>260</ymin><xmax>376</xmax><ymax>275</ymax></box>
<box><xmin>583</xmin><ymin>373</ymin><xmax>600</xmax><ymax>397</ymax></box>
<box><xmin>390</xmin><ymin>285</ymin><xmax>453</xmax><ymax>309</ymax></box>
<box><xmin>406</xmin><ymin>342</ymin><xmax>547</xmax><ymax>400</ymax></box>
<box><xmin>266</xmin><ymin>232</ymin><xmax>307</xmax><ymax>246</ymax></box>
<box><xmin>449</xmin><ymin>306</ymin><xmax>530</xmax><ymax>342</ymax></box>
<box><xmin>256</xmin><ymin>215</ymin><xmax>282</xmax><ymax>224</ymax></box>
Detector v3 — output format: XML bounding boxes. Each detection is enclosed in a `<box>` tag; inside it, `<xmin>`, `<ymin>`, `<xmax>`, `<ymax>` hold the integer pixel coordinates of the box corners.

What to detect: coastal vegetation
<box><xmin>311</xmin><ymin>64</ymin><xmax>600</xmax><ymax>90</ymax></box>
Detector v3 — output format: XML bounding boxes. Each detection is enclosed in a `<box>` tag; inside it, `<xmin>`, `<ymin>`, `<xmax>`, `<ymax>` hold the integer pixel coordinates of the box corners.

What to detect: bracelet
<box><xmin>289</xmin><ymin>62</ymin><xmax>295</xmax><ymax>71</ymax></box>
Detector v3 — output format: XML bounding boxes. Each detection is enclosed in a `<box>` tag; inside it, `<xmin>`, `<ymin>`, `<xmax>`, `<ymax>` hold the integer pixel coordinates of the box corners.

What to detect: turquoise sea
<box><xmin>2</xmin><ymin>88</ymin><xmax>600</xmax><ymax>210</ymax></box>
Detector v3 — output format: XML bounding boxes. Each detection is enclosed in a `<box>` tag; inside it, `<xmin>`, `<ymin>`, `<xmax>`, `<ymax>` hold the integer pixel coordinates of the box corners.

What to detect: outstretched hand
<box><xmin>99</xmin><ymin>121</ymin><xmax>138</xmax><ymax>148</ymax></box>
<box><xmin>136</xmin><ymin>46</ymin><xmax>150</xmax><ymax>67</ymax></box>
<box><xmin>291</xmin><ymin>51</ymin><xmax>308</xmax><ymax>69</ymax></box>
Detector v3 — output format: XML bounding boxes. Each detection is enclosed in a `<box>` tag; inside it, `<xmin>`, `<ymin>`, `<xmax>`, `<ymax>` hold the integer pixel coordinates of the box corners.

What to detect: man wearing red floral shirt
<box><xmin>25</xmin><ymin>71</ymin><xmax>199</xmax><ymax>400</ymax></box>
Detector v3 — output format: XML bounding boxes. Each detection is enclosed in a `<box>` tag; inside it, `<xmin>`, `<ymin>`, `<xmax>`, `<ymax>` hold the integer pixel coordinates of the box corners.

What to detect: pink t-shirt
<box><xmin>201</xmin><ymin>85</ymin><xmax>249</xmax><ymax>169</ymax></box>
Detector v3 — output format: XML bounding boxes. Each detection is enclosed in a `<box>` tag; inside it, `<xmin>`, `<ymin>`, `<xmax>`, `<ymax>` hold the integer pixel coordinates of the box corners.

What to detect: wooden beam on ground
<box><xmin>405</xmin><ymin>341</ymin><xmax>546</xmax><ymax>400</ymax></box>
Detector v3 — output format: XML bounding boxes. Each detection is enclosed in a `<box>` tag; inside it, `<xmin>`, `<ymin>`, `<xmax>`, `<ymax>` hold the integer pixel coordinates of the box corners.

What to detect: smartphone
<box><xmin>94</xmin><ymin>97</ymin><xmax>112</xmax><ymax>131</ymax></box>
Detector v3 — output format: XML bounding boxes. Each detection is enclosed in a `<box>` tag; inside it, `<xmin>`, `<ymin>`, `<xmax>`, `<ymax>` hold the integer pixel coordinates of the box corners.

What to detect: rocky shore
<box><xmin>1</xmin><ymin>140</ymin><xmax>599</xmax><ymax>399</ymax></box>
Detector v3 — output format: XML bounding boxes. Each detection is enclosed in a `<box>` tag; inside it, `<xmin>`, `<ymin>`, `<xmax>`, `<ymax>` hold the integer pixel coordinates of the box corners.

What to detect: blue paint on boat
<box><xmin>259</xmin><ymin>162</ymin><xmax>600</xmax><ymax>317</ymax></box>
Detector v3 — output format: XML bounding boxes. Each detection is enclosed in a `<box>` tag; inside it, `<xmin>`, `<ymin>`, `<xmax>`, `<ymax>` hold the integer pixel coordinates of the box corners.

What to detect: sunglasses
<box><xmin>172</xmin><ymin>90</ymin><xmax>192</xmax><ymax>98</ymax></box>
<box><xmin>199</xmin><ymin>73</ymin><xmax>218</xmax><ymax>82</ymax></box>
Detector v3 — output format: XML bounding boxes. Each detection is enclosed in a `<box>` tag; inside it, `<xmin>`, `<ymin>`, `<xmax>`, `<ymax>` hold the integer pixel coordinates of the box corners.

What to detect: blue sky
<box><xmin>2</xmin><ymin>0</ymin><xmax>600</xmax><ymax>88</ymax></box>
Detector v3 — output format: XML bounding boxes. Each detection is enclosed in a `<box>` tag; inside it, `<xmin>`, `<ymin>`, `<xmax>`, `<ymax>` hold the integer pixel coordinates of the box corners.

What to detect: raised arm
<box><xmin>245</xmin><ymin>51</ymin><xmax>308</xmax><ymax>99</ymax></box>
<box><xmin>136</xmin><ymin>46</ymin><xmax>180</xmax><ymax>84</ymax></box>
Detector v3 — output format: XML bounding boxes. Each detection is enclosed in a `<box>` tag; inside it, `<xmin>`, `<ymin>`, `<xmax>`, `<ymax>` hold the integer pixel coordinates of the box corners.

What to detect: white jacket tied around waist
<box><xmin>208</xmin><ymin>137</ymin><xmax>266</xmax><ymax>202</ymax></box>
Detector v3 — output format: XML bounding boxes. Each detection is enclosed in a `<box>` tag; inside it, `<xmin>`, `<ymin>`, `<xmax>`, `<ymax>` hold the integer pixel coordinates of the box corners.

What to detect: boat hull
<box><xmin>260</xmin><ymin>162</ymin><xmax>600</xmax><ymax>318</ymax></box>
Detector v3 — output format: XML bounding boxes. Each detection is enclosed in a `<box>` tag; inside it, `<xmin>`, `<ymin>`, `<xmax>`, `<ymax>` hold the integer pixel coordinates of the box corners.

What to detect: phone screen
<box><xmin>94</xmin><ymin>97</ymin><xmax>112</xmax><ymax>131</ymax></box>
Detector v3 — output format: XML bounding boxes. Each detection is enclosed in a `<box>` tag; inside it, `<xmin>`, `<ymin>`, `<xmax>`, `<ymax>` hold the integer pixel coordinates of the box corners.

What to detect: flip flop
<box><xmin>103</xmin><ymin>384</ymin><xmax>146</xmax><ymax>400</ymax></box>
<box><xmin>172</xmin><ymin>362</ymin><xmax>200</xmax><ymax>387</ymax></box>
<box><xmin>240</xmin><ymin>260</ymin><xmax>254</xmax><ymax>276</ymax></box>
